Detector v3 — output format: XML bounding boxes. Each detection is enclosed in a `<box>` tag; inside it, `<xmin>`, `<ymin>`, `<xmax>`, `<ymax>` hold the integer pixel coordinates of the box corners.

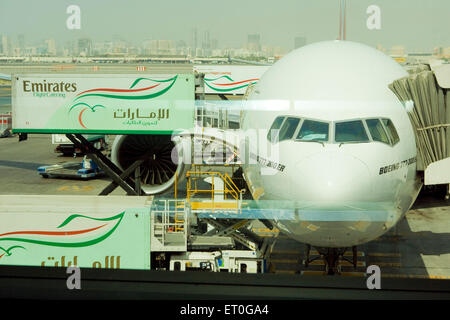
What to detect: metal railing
<box><xmin>186</xmin><ymin>170</ymin><xmax>242</xmax><ymax>202</ymax></box>
<box><xmin>151</xmin><ymin>199</ymin><xmax>187</xmax><ymax>245</ymax></box>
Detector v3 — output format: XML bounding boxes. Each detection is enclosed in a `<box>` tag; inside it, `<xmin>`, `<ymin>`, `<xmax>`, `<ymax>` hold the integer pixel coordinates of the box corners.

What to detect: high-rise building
<box><xmin>294</xmin><ymin>36</ymin><xmax>306</xmax><ymax>49</ymax></box>
<box><xmin>247</xmin><ymin>34</ymin><xmax>261</xmax><ymax>52</ymax></box>
<box><xmin>157</xmin><ymin>40</ymin><xmax>175</xmax><ymax>55</ymax></box>
<box><xmin>18</xmin><ymin>34</ymin><xmax>25</xmax><ymax>54</ymax></box>
<box><xmin>23</xmin><ymin>47</ymin><xmax>37</xmax><ymax>56</ymax></box>
<box><xmin>1</xmin><ymin>35</ymin><xmax>9</xmax><ymax>55</ymax></box>
<box><xmin>45</xmin><ymin>39</ymin><xmax>56</xmax><ymax>56</ymax></box>
<box><xmin>211</xmin><ymin>39</ymin><xmax>218</xmax><ymax>50</ymax></box>
<box><xmin>78</xmin><ymin>38</ymin><xmax>92</xmax><ymax>56</ymax></box>
<box><xmin>146</xmin><ymin>40</ymin><xmax>175</xmax><ymax>55</ymax></box>
<box><xmin>176</xmin><ymin>40</ymin><xmax>188</xmax><ymax>55</ymax></box>
<box><xmin>203</xmin><ymin>31</ymin><xmax>210</xmax><ymax>49</ymax></box>
<box><xmin>192</xmin><ymin>28</ymin><xmax>198</xmax><ymax>57</ymax></box>
<box><xmin>63</xmin><ymin>40</ymin><xmax>77</xmax><ymax>56</ymax></box>
<box><xmin>202</xmin><ymin>31</ymin><xmax>211</xmax><ymax>56</ymax></box>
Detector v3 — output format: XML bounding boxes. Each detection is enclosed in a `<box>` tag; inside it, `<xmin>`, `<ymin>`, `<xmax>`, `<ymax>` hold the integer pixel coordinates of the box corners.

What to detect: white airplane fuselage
<box><xmin>239</xmin><ymin>41</ymin><xmax>422</xmax><ymax>248</ymax></box>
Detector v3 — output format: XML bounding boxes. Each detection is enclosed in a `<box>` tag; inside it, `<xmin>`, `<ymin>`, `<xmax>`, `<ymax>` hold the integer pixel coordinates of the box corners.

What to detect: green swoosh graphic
<box><xmin>0</xmin><ymin>245</ymin><xmax>25</xmax><ymax>256</ymax></box>
<box><xmin>74</xmin><ymin>75</ymin><xmax>178</xmax><ymax>101</ymax></box>
<box><xmin>68</xmin><ymin>103</ymin><xmax>106</xmax><ymax>114</ymax></box>
<box><xmin>204</xmin><ymin>81</ymin><xmax>257</xmax><ymax>92</ymax></box>
<box><xmin>57</xmin><ymin>212</ymin><xmax>124</xmax><ymax>228</ymax></box>
<box><xmin>0</xmin><ymin>211</ymin><xmax>125</xmax><ymax>248</ymax></box>
<box><xmin>129</xmin><ymin>75</ymin><xmax>178</xmax><ymax>89</ymax></box>
<box><xmin>204</xmin><ymin>75</ymin><xmax>234</xmax><ymax>82</ymax></box>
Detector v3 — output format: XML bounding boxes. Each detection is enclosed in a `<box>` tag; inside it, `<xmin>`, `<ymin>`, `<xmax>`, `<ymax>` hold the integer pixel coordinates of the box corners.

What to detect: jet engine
<box><xmin>111</xmin><ymin>134</ymin><xmax>187</xmax><ymax>195</ymax></box>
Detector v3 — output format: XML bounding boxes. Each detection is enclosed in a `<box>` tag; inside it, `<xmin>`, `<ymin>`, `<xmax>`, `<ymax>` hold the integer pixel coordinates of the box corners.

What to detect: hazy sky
<box><xmin>0</xmin><ymin>0</ymin><xmax>449</xmax><ymax>51</ymax></box>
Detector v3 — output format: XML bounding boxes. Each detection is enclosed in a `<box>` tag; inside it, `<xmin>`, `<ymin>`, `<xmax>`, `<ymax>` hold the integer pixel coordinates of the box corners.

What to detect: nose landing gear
<box><xmin>304</xmin><ymin>245</ymin><xmax>358</xmax><ymax>275</ymax></box>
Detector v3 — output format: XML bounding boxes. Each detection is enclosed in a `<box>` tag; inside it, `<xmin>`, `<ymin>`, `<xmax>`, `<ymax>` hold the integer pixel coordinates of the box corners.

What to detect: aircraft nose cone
<box><xmin>294</xmin><ymin>152</ymin><xmax>372</xmax><ymax>202</ymax></box>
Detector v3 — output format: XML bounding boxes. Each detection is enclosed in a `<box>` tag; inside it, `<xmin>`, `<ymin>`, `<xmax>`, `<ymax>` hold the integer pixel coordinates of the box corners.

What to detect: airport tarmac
<box><xmin>0</xmin><ymin>133</ymin><xmax>449</xmax><ymax>279</ymax></box>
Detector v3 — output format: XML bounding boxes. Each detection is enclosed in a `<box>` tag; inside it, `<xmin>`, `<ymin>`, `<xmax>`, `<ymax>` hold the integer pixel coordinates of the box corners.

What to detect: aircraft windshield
<box><xmin>268</xmin><ymin>116</ymin><xmax>398</xmax><ymax>146</ymax></box>
<box><xmin>279</xmin><ymin>117</ymin><xmax>301</xmax><ymax>142</ymax></box>
<box><xmin>296</xmin><ymin>120</ymin><xmax>329</xmax><ymax>142</ymax></box>
<box><xmin>267</xmin><ymin>116</ymin><xmax>285</xmax><ymax>143</ymax></box>
<box><xmin>382</xmin><ymin>118</ymin><xmax>400</xmax><ymax>145</ymax></box>
<box><xmin>335</xmin><ymin>120</ymin><xmax>369</xmax><ymax>143</ymax></box>
<box><xmin>366</xmin><ymin>119</ymin><xmax>390</xmax><ymax>145</ymax></box>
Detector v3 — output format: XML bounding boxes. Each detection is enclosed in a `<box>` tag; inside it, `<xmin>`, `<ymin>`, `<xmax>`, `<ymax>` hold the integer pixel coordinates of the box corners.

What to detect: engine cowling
<box><xmin>111</xmin><ymin>134</ymin><xmax>187</xmax><ymax>195</ymax></box>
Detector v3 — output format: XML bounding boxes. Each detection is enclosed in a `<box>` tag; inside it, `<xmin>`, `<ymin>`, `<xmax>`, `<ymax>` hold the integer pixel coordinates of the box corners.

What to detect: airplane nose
<box><xmin>294</xmin><ymin>152</ymin><xmax>372</xmax><ymax>202</ymax></box>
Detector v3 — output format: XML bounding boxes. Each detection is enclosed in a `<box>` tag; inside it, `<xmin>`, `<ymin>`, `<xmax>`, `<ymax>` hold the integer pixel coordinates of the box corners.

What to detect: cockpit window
<box><xmin>382</xmin><ymin>119</ymin><xmax>400</xmax><ymax>145</ymax></box>
<box><xmin>335</xmin><ymin>120</ymin><xmax>369</xmax><ymax>143</ymax></box>
<box><xmin>296</xmin><ymin>120</ymin><xmax>329</xmax><ymax>142</ymax></box>
<box><xmin>267</xmin><ymin>116</ymin><xmax>285</xmax><ymax>143</ymax></box>
<box><xmin>278</xmin><ymin>117</ymin><xmax>300</xmax><ymax>142</ymax></box>
<box><xmin>266</xmin><ymin>116</ymin><xmax>398</xmax><ymax>146</ymax></box>
<box><xmin>365</xmin><ymin>119</ymin><xmax>390</xmax><ymax>145</ymax></box>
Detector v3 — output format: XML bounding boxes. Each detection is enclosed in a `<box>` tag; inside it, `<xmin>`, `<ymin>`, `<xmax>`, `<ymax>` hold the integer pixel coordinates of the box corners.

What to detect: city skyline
<box><xmin>2</xmin><ymin>32</ymin><xmax>450</xmax><ymax>61</ymax></box>
<box><xmin>0</xmin><ymin>32</ymin><xmax>295</xmax><ymax>58</ymax></box>
<box><xmin>0</xmin><ymin>0</ymin><xmax>449</xmax><ymax>54</ymax></box>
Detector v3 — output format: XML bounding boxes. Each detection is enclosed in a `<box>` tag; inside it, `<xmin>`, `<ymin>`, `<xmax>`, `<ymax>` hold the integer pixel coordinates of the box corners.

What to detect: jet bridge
<box><xmin>389</xmin><ymin>63</ymin><xmax>450</xmax><ymax>197</ymax></box>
